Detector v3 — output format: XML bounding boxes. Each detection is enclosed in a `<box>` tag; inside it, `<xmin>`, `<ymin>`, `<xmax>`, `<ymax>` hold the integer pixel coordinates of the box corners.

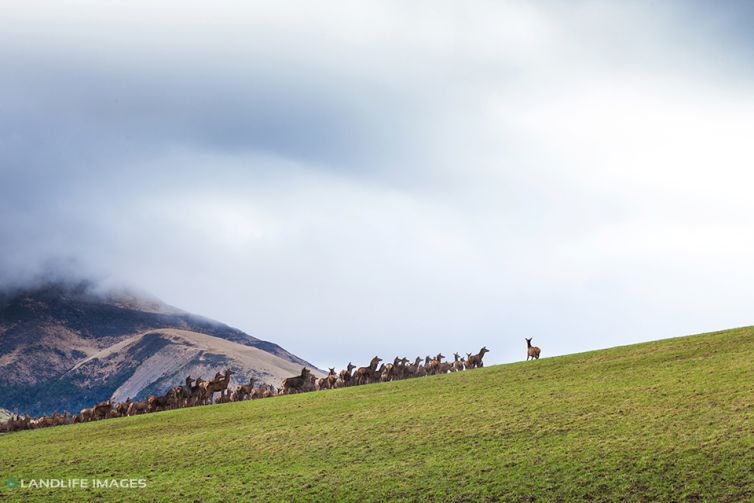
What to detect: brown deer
<box><xmin>206</xmin><ymin>369</ymin><xmax>235</xmax><ymax>403</ymax></box>
<box><xmin>466</xmin><ymin>347</ymin><xmax>489</xmax><ymax>369</ymax></box>
<box><xmin>429</xmin><ymin>353</ymin><xmax>446</xmax><ymax>375</ymax></box>
<box><xmin>380</xmin><ymin>359</ymin><xmax>399</xmax><ymax>382</ymax></box>
<box><xmin>92</xmin><ymin>399</ymin><xmax>113</xmax><ymax>420</ymax></box>
<box><xmin>216</xmin><ymin>389</ymin><xmax>233</xmax><ymax>403</ymax></box>
<box><xmin>189</xmin><ymin>377</ymin><xmax>210</xmax><ymax>406</ymax></box>
<box><xmin>167</xmin><ymin>386</ymin><xmax>191</xmax><ymax>408</ymax></box>
<box><xmin>236</xmin><ymin>377</ymin><xmax>257</xmax><ymax>400</ymax></box>
<box><xmin>306</xmin><ymin>373</ymin><xmax>318</xmax><ymax>392</ymax></box>
<box><xmin>115</xmin><ymin>399</ymin><xmax>131</xmax><ymax>417</ymax></box>
<box><xmin>79</xmin><ymin>407</ymin><xmax>94</xmax><ymax>422</ymax></box>
<box><xmin>51</xmin><ymin>411</ymin><xmax>70</xmax><ymax>426</ymax></box>
<box><xmin>127</xmin><ymin>399</ymin><xmax>148</xmax><ymax>416</ymax></box>
<box><xmin>319</xmin><ymin>368</ymin><xmax>338</xmax><ymax>390</ymax></box>
<box><xmin>147</xmin><ymin>394</ymin><xmax>171</xmax><ymax>412</ymax></box>
<box><xmin>283</xmin><ymin>368</ymin><xmax>313</xmax><ymax>394</ymax></box>
<box><xmin>259</xmin><ymin>383</ymin><xmax>276</xmax><ymax>398</ymax></box>
<box><xmin>526</xmin><ymin>338</ymin><xmax>541</xmax><ymax>360</ymax></box>
<box><xmin>450</xmin><ymin>352</ymin><xmax>465</xmax><ymax>372</ymax></box>
<box><xmin>394</xmin><ymin>357</ymin><xmax>410</xmax><ymax>380</ymax></box>
<box><xmin>412</xmin><ymin>356</ymin><xmax>427</xmax><ymax>377</ymax></box>
<box><xmin>5</xmin><ymin>414</ymin><xmax>32</xmax><ymax>432</ymax></box>
<box><xmin>354</xmin><ymin>356</ymin><xmax>382</xmax><ymax>385</ymax></box>
<box><xmin>31</xmin><ymin>415</ymin><xmax>51</xmax><ymax>429</ymax></box>
<box><xmin>338</xmin><ymin>362</ymin><xmax>356</xmax><ymax>386</ymax></box>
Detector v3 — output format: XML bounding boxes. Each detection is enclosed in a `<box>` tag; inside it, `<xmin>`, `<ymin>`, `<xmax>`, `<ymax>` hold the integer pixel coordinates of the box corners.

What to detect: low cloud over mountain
<box><xmin>0</xmin><ymin>281</ymin><xmax>320</xmax><ymax>416</ymax></box>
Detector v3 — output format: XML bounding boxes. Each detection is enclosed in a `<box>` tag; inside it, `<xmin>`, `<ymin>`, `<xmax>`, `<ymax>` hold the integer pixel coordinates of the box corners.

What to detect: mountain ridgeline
<box><xmin>0</xmin><ymin>282</ymin><xmax>319</xmax><ymax>416</ymax></box>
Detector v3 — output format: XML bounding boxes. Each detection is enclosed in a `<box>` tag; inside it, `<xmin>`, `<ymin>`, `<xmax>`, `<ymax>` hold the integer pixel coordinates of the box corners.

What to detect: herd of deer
<box><xmin>1</xmin><ymin>339</ymin><xmax>542</xmax><ymax>434</ymax></box>
<box><xmin>282</xmin><ymin>345</ymin><xmax>491</xmax><ymax>394</ymax></box>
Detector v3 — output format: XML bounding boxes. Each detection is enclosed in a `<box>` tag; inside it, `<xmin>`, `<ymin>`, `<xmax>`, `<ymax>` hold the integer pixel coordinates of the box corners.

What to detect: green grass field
<box><xmin>2</xmin><ymin>328</ymin><xmax>753</xmax><ymax>502</ymax></box>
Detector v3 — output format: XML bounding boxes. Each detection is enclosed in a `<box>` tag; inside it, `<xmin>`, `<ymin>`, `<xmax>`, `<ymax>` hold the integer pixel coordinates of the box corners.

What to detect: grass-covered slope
<box><xmin>2</xmin><ymin>328</ymin><xmax>753</xmax><ymax>502</ymax></box>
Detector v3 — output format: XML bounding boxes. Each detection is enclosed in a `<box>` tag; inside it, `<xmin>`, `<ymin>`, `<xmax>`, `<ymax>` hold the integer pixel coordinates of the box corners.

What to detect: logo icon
<box><xmin>5</xmin><ymin>477</ymin><xmax>17</xmax><ymax>489</ymax></box>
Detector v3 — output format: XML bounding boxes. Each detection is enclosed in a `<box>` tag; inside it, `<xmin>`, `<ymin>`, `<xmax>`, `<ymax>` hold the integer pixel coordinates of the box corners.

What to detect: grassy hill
<box><xmin>2</xmin><ymin>327</ymin><xmax>753</xmax><ymax>502</ymax></box>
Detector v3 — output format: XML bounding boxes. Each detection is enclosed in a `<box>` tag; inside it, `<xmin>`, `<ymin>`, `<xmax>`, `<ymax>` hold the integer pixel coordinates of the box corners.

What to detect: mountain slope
<box><xmin>71</xmin><ymin>328</ymin><xmax>317</xmax><ymax>403</ymax></box>
<box><xmin>0</xmin><ymin>283</ymin><xmax>320</xmax><ymax>415</ymax></box>
<box><xmin>2</xmin><ymin>327</ymin><xmax>752</xmax><ymax>501</ymax></box>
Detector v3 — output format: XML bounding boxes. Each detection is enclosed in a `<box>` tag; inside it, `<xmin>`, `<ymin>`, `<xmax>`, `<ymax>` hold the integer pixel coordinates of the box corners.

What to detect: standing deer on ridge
<box><xmin>525</xmin><ymin>338</ymin><xmax>541</xmax><ymax>360</ymax></box>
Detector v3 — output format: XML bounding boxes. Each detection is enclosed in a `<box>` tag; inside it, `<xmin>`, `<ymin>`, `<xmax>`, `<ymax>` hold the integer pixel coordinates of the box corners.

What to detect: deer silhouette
<box><xmin>526</xmin><ymin>338</ymin><xmax>541</xmax><ymax>360</ymax></box>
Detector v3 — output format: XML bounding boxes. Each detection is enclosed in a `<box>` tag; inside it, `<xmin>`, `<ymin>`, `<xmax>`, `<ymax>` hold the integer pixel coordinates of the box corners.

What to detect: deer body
<box><xmin>526</xmin><ymin>338</ymin><xmax>541</xmax><ymax>360</ymax></box>
<box><xmin>466</xmin><ymin>347</ymin><xmax>489</xmax><ymax>369</ymax></box>
<box><xmin>354</xmin><ymin>356</ymin><xmax>382</xmax><ymax>385</ymax></box>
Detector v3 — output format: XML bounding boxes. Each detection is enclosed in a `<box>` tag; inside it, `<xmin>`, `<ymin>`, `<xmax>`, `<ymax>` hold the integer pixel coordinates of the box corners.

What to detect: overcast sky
<box><xmin>1</xmin><ymin>1</ymin><xmax>753</xmax><ymax>369</ymax></box>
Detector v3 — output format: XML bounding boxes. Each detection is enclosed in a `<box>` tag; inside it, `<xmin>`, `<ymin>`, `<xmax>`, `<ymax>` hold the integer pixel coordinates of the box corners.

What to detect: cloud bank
<box><xmin>1</xmin><ymin>1</ymin><xmax>753</xmax><ymax>367</ymax></box>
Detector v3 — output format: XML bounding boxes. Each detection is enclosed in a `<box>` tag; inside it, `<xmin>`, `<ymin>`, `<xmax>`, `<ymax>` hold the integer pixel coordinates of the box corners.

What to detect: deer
<box><xmin>5</xmin><ymin>414</ymin><xmax>32</xmax><ymax>432</ymax></box>
<box><xmin>52</xmin><ymin>411</ymin><xmax>70</xmax><ymax>426</ymax></box>
<box><xmin>115</xmin><ymin>398</ymin><xmax>131</xmax><ymax>417</ymax></box>
<box><xmin>354</xmin><ymin>356</ymin><xmax>382</xmax><ymax>385</ymax></box>
<box><xmin>167</xmin><ymin>386</ymin><xmax>190</xmax><ymax>409</ymax></box>
<box><xmin>410</xmin><ymin>356</ymin><xmax>427</xmax><ymax>377</ymax></box>
<box><xmin>127</xmin><ymin>399</ymin><xmax>148</xmax><ymax>416</ymax></box>
<box><xmin>188</xmin><ymin>377</ymin><xmax>210</xmax><ymax>406</ymax></box>
<box><xmin>147</xmin><ymin>394</ymin><xmax>171</xmax><ymax>413</ymax></box>
<box><xmin>394</xmin><ymin>357</ymin><xmax>410</xmax><ymax>380</ymax></box>
<box><xmin>206</xmin><ymin>369</ymin><xmax>235</xmax><ymax>403</ymax></box>
<box><xmin>429</xmin><ymin>353</ymin><xmax>446</xmax><ymax>374</ymax></box>
<box><xmin>451</xmin><ymin>352</ymin><xmax>465</xmax><ymax>372</ymax></box>
<box><xmin>319</xmin><ymin>368</ymin><xmax>338</xmax><ymax>390</ymax></box>
<box><xmin>259</xmin><ymin>383</ymin><xmax>276</xmax><ymax>398</ymax></box>
<box><xmin>79</xmin><ymin>406</ymin><xmax>94</xmax><ymax>422</ymax></box>
<box><xmin>236</xmin><ymin>377</ymin><xmax>257</xmax><ymax>400</ymax></box>
<box><xmin>338</xmin><ymin>362</ymin><xmax>356</xmax><ymax>386</ymax></box>
<box><xmin>526</xmin><ymin>338</ymin><xmax>541</xmax><ymax>360</ymax></box>
<box><xmin>306</xmin><ymin>372</ymin><xmax>318</xmax><ymax>392</ymax></box>
<box><xmin>92</xmin><ymin>399</ymin><xmax>113</xmax><ymax>420</ymax></box>
<box><xmin>283</xmin><ymin>368</ymin><xmax>312</xmax><ymax>394</ymax></box>
<box><xmin>381</xmin><ymin>358</ymin><xmax>401</xmax><ymax>382</ymax></box>
<box><xmin>216</xmin><ymin>389</ymin><xmax>232</xmax><ymax>404</ymax></box>
<box><xmin>466</xmin><ymin>347</ymin><xmax>489</xmax><ymax>369</ymax></box>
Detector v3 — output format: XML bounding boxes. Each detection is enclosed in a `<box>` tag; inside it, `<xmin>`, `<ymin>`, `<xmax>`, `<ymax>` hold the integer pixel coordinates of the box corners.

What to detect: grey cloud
<box><xmin>1</xmin><ymin>1</ymin><xmax>753</xmax><ymax>368</ymax></box>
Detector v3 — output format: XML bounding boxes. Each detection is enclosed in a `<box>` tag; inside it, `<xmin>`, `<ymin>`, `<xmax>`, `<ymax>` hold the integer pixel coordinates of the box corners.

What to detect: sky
<box><xmin>1</xmin><ymin>1</ymin><xmax>753</xmax><ymax>369</ymax></box>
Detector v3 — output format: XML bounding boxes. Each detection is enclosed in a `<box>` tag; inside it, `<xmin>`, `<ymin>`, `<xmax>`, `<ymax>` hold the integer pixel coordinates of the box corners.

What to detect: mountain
<box><xmin>0</xmin><ymin>282</ymin><xmax>321</xmax><ymax>415</ymax></box>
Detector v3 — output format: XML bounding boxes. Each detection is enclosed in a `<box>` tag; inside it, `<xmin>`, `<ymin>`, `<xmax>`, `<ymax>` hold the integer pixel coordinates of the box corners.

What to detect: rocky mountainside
<box><xmin>0</xmin><ymin>282</ymin><xmax>321</xmax><ymax>415</ymax></box>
